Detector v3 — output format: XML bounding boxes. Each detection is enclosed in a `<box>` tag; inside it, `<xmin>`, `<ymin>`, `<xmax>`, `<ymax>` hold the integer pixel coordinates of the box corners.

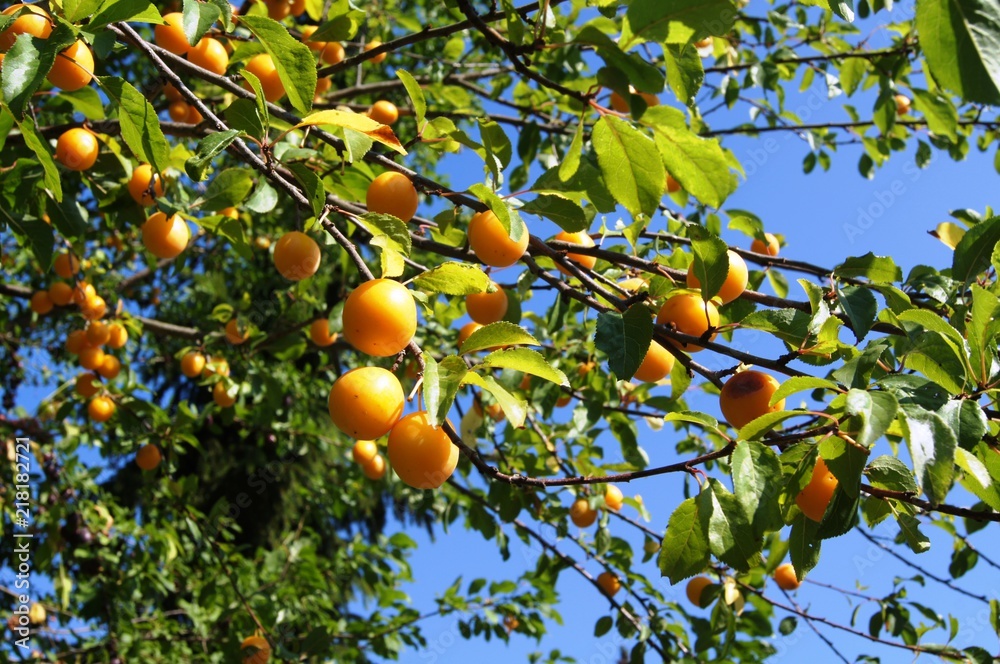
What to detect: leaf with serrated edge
<box><xmin>658</xmin><ymin>497</ymin><xmax>710</xmax><ymax>584</ymax></box>
<box><xmin>422</xmin><ymin>354</ymin><xmax>468</xmax><ymax>427</ymax></box>
<box><xmin>460</xmin><ymin>321</ymin><xmax>538</xmax><ymax>354</ymax></box>
<box><xmin>413</xmin><ymin>263</ymin><xmax>491</xmax><ymax>295</ymax></box>
<box><xmin>481</xmin><ymin>348</ymin><xmax>569</xmax><ymax>386</ymax></box>
<box><xmin>462</xmin><ymin>372</ymin><xmax>526</xmax><ymax>428</ymax></box>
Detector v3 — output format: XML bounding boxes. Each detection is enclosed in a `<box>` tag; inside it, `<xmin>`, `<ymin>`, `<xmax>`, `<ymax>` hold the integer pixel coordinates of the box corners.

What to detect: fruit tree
<box><xmin>4</xmin><ymin>0</ymin><xmax>1000</xmax><ymax>662</ymax></box>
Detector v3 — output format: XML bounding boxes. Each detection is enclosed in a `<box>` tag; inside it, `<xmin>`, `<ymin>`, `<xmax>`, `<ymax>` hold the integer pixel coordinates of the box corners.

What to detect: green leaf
<box><xmin>3</xmin><ymin>33</ymin><xmax>56</xmax><ymax>119</ymax></box>
<box><xmin>354</xmin><ymin>213</ymin><xmax>411</xmax><ymax>279</ymax></box>
<box><xmin>413</xmin><ymin>263</ymin><xmax>492</xmax><ymax>295</ymax></box>
<box><xmin>953</xmin><ymin>216</ymin><xmax>1000</xmax><ymax>283</ymax></box>
<box><xmin>621</xmin><ymin>0</ymin><xmax>738</xmax><ymax>47</ymax></box>
<box><xmin>967</xmin><ymin>285</ymin><xmax>1000</xmax><ymax>385</ymax></box>
<box><xmin>899</xmin><ymin>405</ymin><xmax>958</xmax><ymax>505</ymax></box>
<box><xmin>181</xmin><ymin>0</ymin><xmax>219</xmax><ymax>45</ymax></box>
<box><xmin>838</xmin><ymin>57</ymin><xmax>869</xmax><ymax>97</ymax></box>
<box><xmin>594</xmin><ymin>304</ymin><xmax>654</xmax><ymax>382</ymax></box>
<box><xmin>185</xmin><ymin>129</ymin><xmax>241</xmax><ymax>181</ymax></box>
<box><xmin>689</xmin><ymin>231</ymin><xmax>729</xmax><ymax>302</ymax></box>
<box><xmin>238</xmin><ymin>15</ymin><xmax>317</xmax><ymax>115</ymax></box>
<box><xmin>311</xmin><ymin>0</ymin><xmax>364</xmax><ymax>41</ymax></box>
<box><xmin>740</xmin><ymin>308</ymin><xmax>812</xmax><ymax>346</ymax></box>
<box><xmin>896</xmin><ymin>512</ymin><xmax>931</xmax><ymax>553</ymax></box>
<box><xmin>14</xmin><ymin>115</ymin><xmax>61</xmax><ymax>202</ymax></box>
<box><xmin>575</xmin><ymin>25</ymin><xmax>665</xmax><ymax>95</ymax></box>
<box><xmin>955</xmin><ymin>447</ymin><xmax>1000</xmax><ymax>511</ymax></box>
<box><xmin>846</xmin><ymin>389</ymin><xmax>898</xmax><ymax>449</ymax></box>
<box><xmin>520</xmin><ymin>195</ymin><xmax>589</xmax><ymax>232</ymax></box>
<box><xmin>917</xmin><ymin>0</ymin><xmax>1000</xmax><ymax>105</ymax></box>
<box><xmin>645</xmin><ymin>107</ymin><xmax>733</xmax><ymax>208</ymax></box>
<box><xmin>200</xmin><ymin>214</ymin><xmax>252</xmax><ymax>260</ymax></box>
<box><xmin>770</xmin><ymin>376</ymin><xmax>840</xmax><ymax>404</ymax></box>
<box><xmin>731</xmin><ymin>442</ymin><xmax>783</xmax><ymax>537</ymax></box>
<box><xmin>396</xmin><ymin>70</ymin><xmax>426</xmax><ymax>126</ymax></box>
<box><xmin>102</xmin><ymin>77</ymin><xmax>172</xmax><ymax>175</ymax></box>
<box><xmin>905</xmin><ymin>331</ymin><xmax>968</xmax><ymax>395</ymax></box>
<box><xmin>657</xmin><ymin>497</ymin><xmax>710</xmax><ymax>584</ymax></box>
<box><xmin>239</xmin><ymin>69</ymin><xmax>270</xmax><ymax>134</ymax></box>
<box><xmin>65</xmin><ymin>0</ymin><xmax>106</xmax><ymax>23</ymax></box>
<box><xmin>594</xmin><ymin>615</ymin><xmax>613</xmax><ymax>637</ymax></box>
<box><xmin>243</xmin><ymin>179</ymin><xmax>277</xmax><ymax>214</ymax></box>
<box><xmin>91</xmin><ymin>0</ymin><xmax>161</xmax><ymax>28</ymax></box>
<box><xmin>837</xmin><ymin>284</ymin><xmax>878</xmax><ymax>342</ymax></box>
<box><xmin>833</xmin><ymin>252</ymin><xmax>901</xmax><ymax>282</ymax></box>
<box><xmin>865</xmin><ymin>454</ymin><xmax>918</xmax><ymax>493</ymax></box>
<box><xmin>592</xmin><ymin>116</ymin><xmax>664</xmax><ymax>218</ymax></box>
<box><xmin>558</xmin><ymin>120</ymin><xmax>584</xmax><ymax>181</ymax></box>
<box><xmin>200</xmin><ymin>168</ymin><xmax>255</xmax><ymax>211</ymax></box>
<box><xmin>422</xmin><ymin>354</ymin><xmax>469</xmax><ymax>427</ymax></box>
<box><xmin>788</xmin><ymin>514</ymin><xmax>821</xmax><ymax>579</ymax></box>
<box><xmin>697</xmin><ymin>478</ymin><xmax>760</xmax><ymax>571</ymax></box>
<box><xmin>737</xmin><ymin>411</ymin><xmax>800</xmax><ymax>441</ymax></box>
<box><xmin>224</xmin><ymin>98</ymin><xmax>265</xmax><ymax>141</ymax></box>
<box><xmin>460</xmin><ymin>321</ymin><xmax>538</xmax><ymax>354</ymax></box>
<box><xmin>872</xmin><ymin>86</ymin><xmax>895</xmax><ymax>136</ymax></box>
<box><xmin>467</xmin><ymin>183</ymin><xmax>525</xmax><ymax>242</ymax></box>
<box><xmin>462</xmin><ymin>372</ymin><xmax>526</xmax><ymax>428</ymax></box>
<box><xmin>911</xmin><ymin>89</ymin><xmax>959</xmax><ymax>141</ymax></box>
<box><xmin>286</xmin><ymin>164</ymin><xmax>324</xmax><ymax>219</ymax></box>
<box><xmin>663</xmin><ymin>411</ymin><xmax>720</xmax><ymax>431</ymax></box>
<box><xmin>662</xmin><ymin>43</ymin><xmax>704</xmax><ymax>106</ymax></box>
<box><xmin>937</xmin><ymin>399</ymin><xmax>988</xmax><ymax>451</ymax></box>
<box><xmin>8</xmin><ymin>215</ymin><xmax>54</xmax><ymax>270</ymax></box>
<box><xmin>480</xmin><ymin>348</ymin><xmax>569</xmax><ymax>386</ymax></box>
<box><xmin>479</xmin><ymin>119</ymin><xmax>512</xmax><ymax>173</ymax></box>
<box><xmin>47</xmin><ymin>196</ymin><xmax>87</xmax><ymax>238</ymax></box>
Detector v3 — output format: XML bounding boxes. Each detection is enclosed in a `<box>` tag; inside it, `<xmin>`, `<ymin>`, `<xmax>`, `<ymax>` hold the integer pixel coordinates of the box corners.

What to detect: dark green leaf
<box><xmin>594</xmin><ymin>304</ymin><xmax>654</xmax><ymax>382</ymax></box>
<box><xmin>658</xmin><ymin>497</ymin><xmax>710</xmax><ymax>584</ymax></box>
<box><xmin>185</xmin><ymin>129</ymin><xmax>241</xmax><ymax>181</ymax></box>
<box><xmin>953</xmin><ymin>216</ymin><xmax>1000</xmax><ymax>283</ymax></box>
<box><xmin>697</xmin><ymin>478</ymin><xmax>760</xmax><ymax>571</ymax></box>
<box><xmin>900</xmin><ymin>405</ymin><xmax>957</xmax><ymax>505</ymax></box>
<box><xmin>423</xmin><ymin>354</ymin><xmax>469</xmax><ymax>427</ymax></box>
<box><xmin>102</xmin><ymin>77</ymin><xmax>172</xmax><ymax>175</ymax></box>
<box><xmin>239</xmin><ymin>15</ymin><xmax>317</xmax><ymax>115</ymax></box>
<box><xmin>917</xmin><ymin>0</ymin><xmax>1000</xmax><ymax>105</ymax></box>
<box><xmin>592</xmin><ymin>116</ymin><xmax>664</xmax><ymax>218</ymax></box>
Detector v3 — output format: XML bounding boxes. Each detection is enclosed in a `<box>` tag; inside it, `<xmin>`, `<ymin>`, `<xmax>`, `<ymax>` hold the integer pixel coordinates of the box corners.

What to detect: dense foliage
<box><xmin>4</xmin><ymin>0</ymin><xmax>1000</xmax><ymax>661</ymax></box>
